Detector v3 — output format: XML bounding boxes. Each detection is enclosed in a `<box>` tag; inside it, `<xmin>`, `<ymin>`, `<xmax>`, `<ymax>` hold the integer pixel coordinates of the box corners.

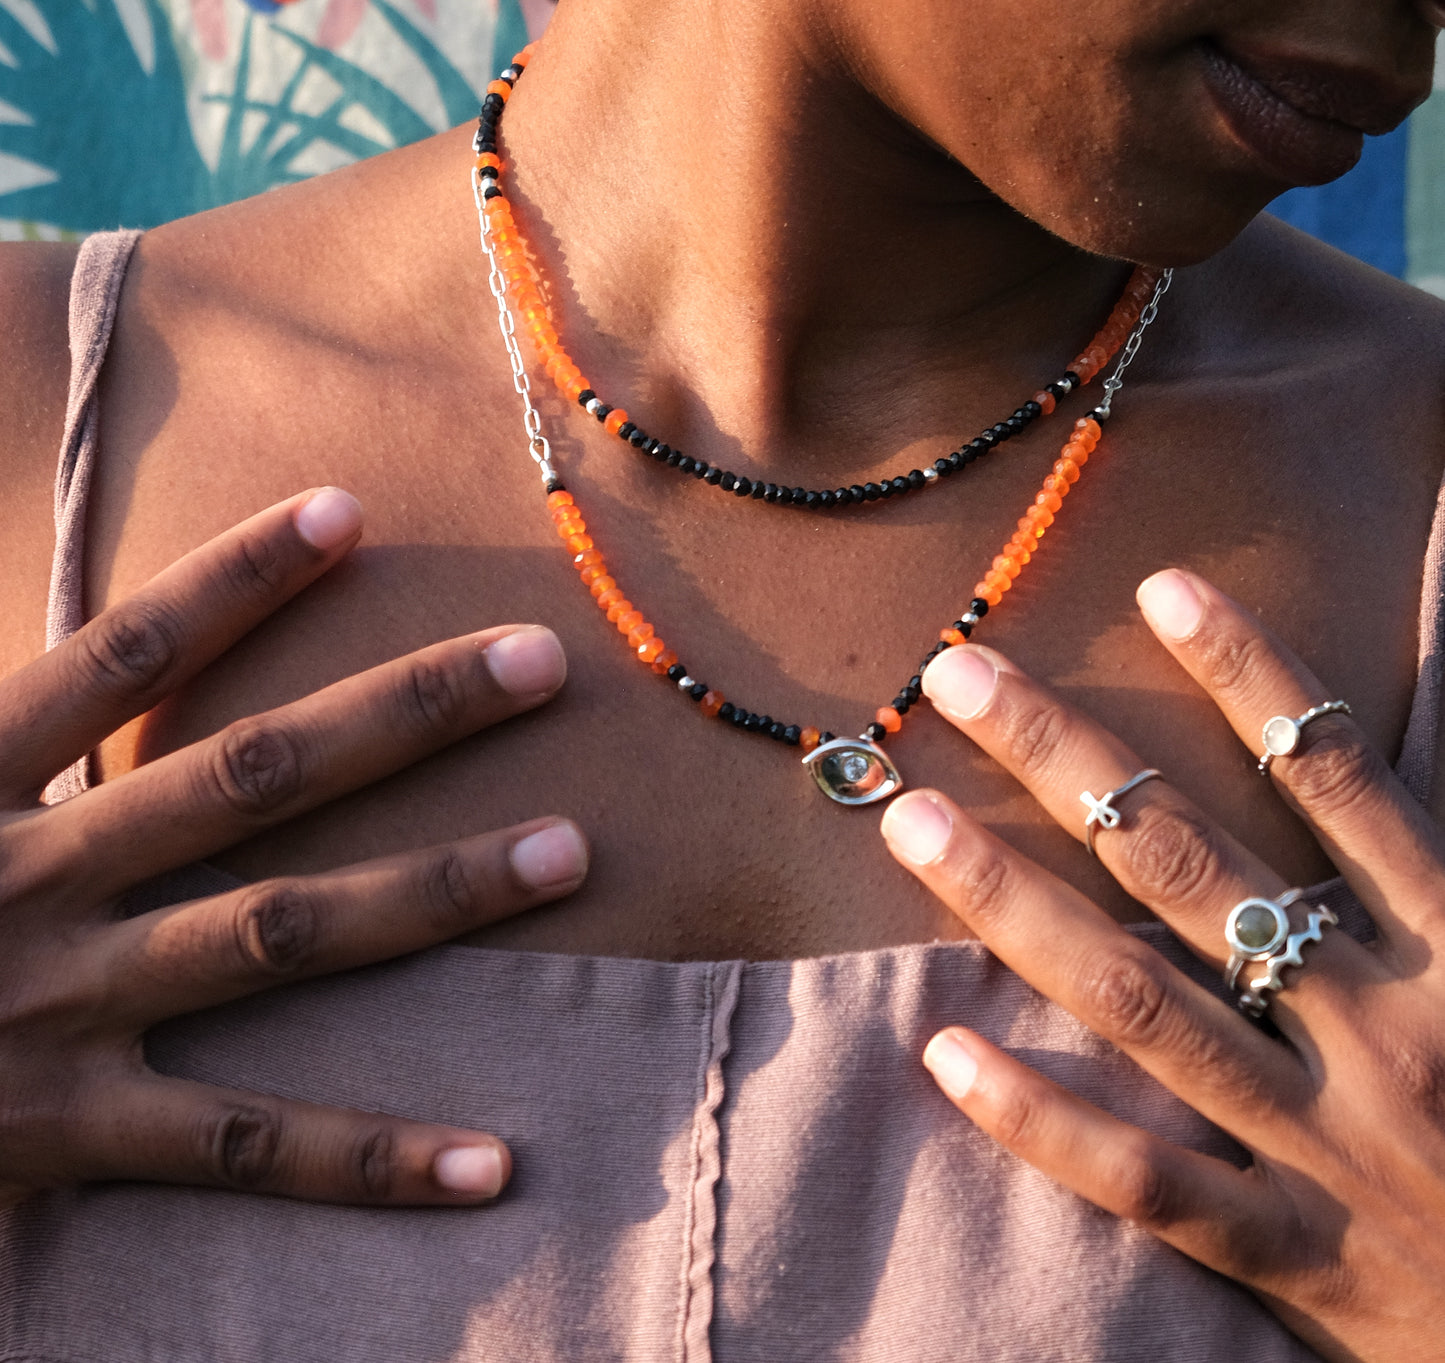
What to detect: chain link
<box><xmin>1097</xmin><ymin>268</ymin><xmax>1173</xmax><ymax>417</ymax></box>
<box><xmin>473</xmin><ymin>170</ymin><xmax>555</xmax><ymax>479</ymax></box>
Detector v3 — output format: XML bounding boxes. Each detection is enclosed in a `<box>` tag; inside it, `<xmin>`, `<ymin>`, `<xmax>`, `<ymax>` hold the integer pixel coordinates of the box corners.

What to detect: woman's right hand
<box><xmin>0</xmin><ymin>488</ymin><xmax>586</xmax><ymax>1209</ymax></box>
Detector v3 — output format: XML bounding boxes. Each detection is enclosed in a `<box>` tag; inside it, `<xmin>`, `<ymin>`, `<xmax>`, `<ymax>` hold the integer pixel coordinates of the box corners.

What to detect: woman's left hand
<box><xmin>881</xmin><ymin>568</ymin><xmax>1445</xmax><ymax>1363</ymax></box>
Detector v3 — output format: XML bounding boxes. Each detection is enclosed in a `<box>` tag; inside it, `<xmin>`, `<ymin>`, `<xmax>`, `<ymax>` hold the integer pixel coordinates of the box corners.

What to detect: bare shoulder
<box><xmin>0</xmin><ymin>241</ymin><xmax>80</xmax><ymax>679</ymax></box>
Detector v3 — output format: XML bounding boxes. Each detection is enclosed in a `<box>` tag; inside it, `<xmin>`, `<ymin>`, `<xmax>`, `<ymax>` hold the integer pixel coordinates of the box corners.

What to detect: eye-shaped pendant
<box><xmin>802</xmin><ymin>737</ymin><xmax>903</xmax><ymax>806</ymax></box>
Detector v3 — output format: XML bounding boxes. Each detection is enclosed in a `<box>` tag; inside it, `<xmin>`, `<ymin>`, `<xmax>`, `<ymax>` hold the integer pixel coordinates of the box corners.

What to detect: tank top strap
<box><xmin>1394</xmin><ymin>466</ymin><xmax>1445</xmax><ymax>805</ymax></box>
<box><xmin>43</xmin><ymin>228</ymin><xmax>141</xmax><ymax>803</ymax></box>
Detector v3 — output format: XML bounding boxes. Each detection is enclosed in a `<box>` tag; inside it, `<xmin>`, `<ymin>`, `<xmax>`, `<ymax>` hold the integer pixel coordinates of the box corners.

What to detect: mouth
<box><xmin>1196</xmin><ymin>39</ymin><xmax>1421</xmax><ymax>186</ymax></box>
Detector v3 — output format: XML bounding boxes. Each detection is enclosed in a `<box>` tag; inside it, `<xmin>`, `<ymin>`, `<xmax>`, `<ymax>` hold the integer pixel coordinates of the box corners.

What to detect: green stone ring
<box><xmin>1223</xmin><ymin>889</ymin><xmax>1302</xmax><ymax>992</ymax></box>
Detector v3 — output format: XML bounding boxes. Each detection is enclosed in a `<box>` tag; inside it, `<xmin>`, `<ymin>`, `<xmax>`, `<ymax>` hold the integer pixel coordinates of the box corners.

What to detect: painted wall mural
<box><xmin>0</xmin><ymin>1</ymin><xmax>1439</xmax><ymax>296</ymax></box>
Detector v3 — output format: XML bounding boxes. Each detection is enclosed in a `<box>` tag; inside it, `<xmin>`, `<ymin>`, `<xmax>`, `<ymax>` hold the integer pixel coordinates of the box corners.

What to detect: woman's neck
<box><xmin>493</xmin><ymin>0</ymin><xmax>1131</xmax><ymax>475</ymax></box>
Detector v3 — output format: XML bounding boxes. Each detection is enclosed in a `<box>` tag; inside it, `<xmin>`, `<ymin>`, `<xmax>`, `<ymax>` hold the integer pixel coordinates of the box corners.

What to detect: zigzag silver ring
<box><xmin>1225</xmin><ymin>889</ymin><xmax>1339</xmax><ymax>1018</ymax></box>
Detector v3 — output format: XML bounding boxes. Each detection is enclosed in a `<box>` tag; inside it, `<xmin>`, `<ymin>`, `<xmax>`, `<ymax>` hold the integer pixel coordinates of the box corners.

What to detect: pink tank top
<box><xmin>6</xmin><ymin>230</ymin><xmax>1443</xmax><ymax>1363</ymax></box>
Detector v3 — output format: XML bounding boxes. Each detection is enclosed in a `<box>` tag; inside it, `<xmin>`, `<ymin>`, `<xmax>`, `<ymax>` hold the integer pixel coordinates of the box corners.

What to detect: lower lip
<box><xmin>1197</xmin><ymin>42</ymin><xmax>1363</xmax><ymax>186</ymax></box>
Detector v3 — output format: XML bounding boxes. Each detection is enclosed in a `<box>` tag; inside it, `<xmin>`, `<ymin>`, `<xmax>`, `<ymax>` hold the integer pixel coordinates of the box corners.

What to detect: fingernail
<box><xmin>294</xmin><ymin>487</ymin><xmax>362</xmax><ymax>551</ymax></box>
<box><xmin>1137</xmin><ymin>570</ymin><xmax>1204</xmax><ymax>641</ymax></box>
<box><xmin>923</xmin><ymin>1030</ymin><xmax>979</xmax><ymax>1101</ymax></box>
<box><xmin>880</xmin><ymin>792</ymin><xmax>954</xmax><ymax>866</ymax></box>
<box><xmin>434</xmin><ymin>1145</ymin><xmax>505</xmax><ymax>1197</ymax></box>
<box><xmin>485</xmin><ymin>626</ymin><xmax>567</xmax><ymax>696</ymax></box>
<box><xmin>510</xmin><ymin>821</ymin><xmax>588</xmax><ymax>889</ymax></box>
<box><xmin>923</xmin><ymin>646</ymin><xmax>998</xmax><ymax>720</ymax></box>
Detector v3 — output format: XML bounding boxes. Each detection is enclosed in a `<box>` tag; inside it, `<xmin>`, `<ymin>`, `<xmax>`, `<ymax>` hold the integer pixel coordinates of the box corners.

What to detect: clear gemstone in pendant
<box><xmin>803</xmin><ymin>737</ymin><xmax>903</xmax><ymax>806</ymax></box>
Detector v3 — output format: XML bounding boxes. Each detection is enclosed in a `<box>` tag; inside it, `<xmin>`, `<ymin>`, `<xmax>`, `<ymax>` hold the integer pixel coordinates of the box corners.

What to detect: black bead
<box><xmin>719</xmin><ymin>472</ymin><xmax>737</xmax><ymax>491</ymax></box>
<box><xmin>977</xmin><ymin>430</ymin><xmax>998</xmax><ymax>448</ymax></box>
<box><xmin>878</xmin><ymin>479</ymin><xmax>894</xmax><ymax>498</ymax></box>
<box><xmin>756</xmin><ymin>715</ymin><xmax>773</xmax><ymax>732</ymax></box>
<box><xmin>947</xmin><ymin>452</ymin><xmax>963</xmax><ymax>471</ymax></box>
<box><xmin>703</xmin><ymin>466</ymin><xmax>723</xmax><ymax>485</ymax></box>
<box><xmin>1004</xmin><ymin>416</ymin><xmax>1025</xmax><ymax>435</ymax></box>
<box><xmin>991</xmin><ymin>423</ymin><xmax>1011</xmax><ymax>440</ymax></box>
<box><xmin>676</xmin><ymin>455</ymin><xmax>696</xmax><ymax>474</ymax></box>
<box><xmin>890</xmin><ymin>475</ymin><xmax>910</xmax><ymax>494</ymax></box>
<box><xmin>577</xmin><ymin>388</ymin><xmax>596</xmax><ymax>407</ymax></box>
<box><xmin>730</xmin><ymin>707</ymin><xmax>750</xmax><ymax>727</ymax></box>
<box><xmin>953</xmin><ymin>620</ymin><xmax>973</xmax><ymax>639</ymax></box>
<box><xmin>908</xmin><ymin>674</ymin><xmax>923</xmax><ymax>690</ymax></box>
<box><xmin>933</xmin><ymin>458</ymin><xmax>951</xmax><ymax>475</ymax></box>
<box><xmin>1063</xmin><ymin>370</ymin><xmax>1081</xmax><ymax>387</ymax></box>
<box><xmin>692</xmin><ymin>461</ymin><xmax>710</xmax><ymax>478</ymax></box>
<box><xmin>970</xmin><ymin>598</ymin><xmax>990</xmax><ymax>617</ymax></box>
<box><xmin>717</xmin><ymin>702</ymin><xmax>736</xmax><ymax>722</ymax></box>
<box><xmin>744</xmin><ymin>712</ymin><xmax>765</xmax><ymax>732</ymax></box>
<box><xmin>617</xmin><ymin>421</ymin><xmax>636</xmax><ymax>441</ymax></box>
<box><xmin>925</xmin><ymin>642</ymin><xmax>947</xmax><ymax>661</ymax></box>
<box><xmin>500</xmin><ymin>65</ymin><xmax>522</xmax><ymax>81</ymax></box>
<box><xmin>893</xmin><ymin>696</ymin><xmax>911</xmax><ymax>715</ymax></box>
<box><xmin>477</xmin><ymin>165</ymin><xmax>499</xmax><ymax>181</ymax></box>
<box><xmin>1087</xmin><ymin>407</ymin><xmax>1109</xmax><ymax>424</ymax></box>
<box><xmin>1045</xmin><ymin>381</ymin><xmax>1066</xmax><ymax>398</ymax></box>
<box><xmin>790</xmin><ymin>487</ymin><xmax>808</xmax><ymax>505</ymax></box>
<box><xmin>768</xmin><ymin>721</ymin><xmax>786</xmax><ymax>741</ymax></box>
<box><xmin>593</xmin><ymin>403</ymin><xmax>613</xmax><ymax>422</ymax></box>
<box><xmin>804</xmin><ymin>491</ymin><xmax>822</xmax><ymax>509</ymax></box>
<box><xmin>544</xmin><ymin>478</ymin><xmax>564</xmax><ymax>495</ymax></box>
<box><xmin>482</xmin><ymin>185</ymin><xmax>502</xmax><ymax>201</ymax></box>
<box><xmin>863</xmin><ymin>482</ymin><xmax>882</xmax><ymax>501</ymax></box>
<box><xmin>817</xmin><ymin>490</ymin><xmax>835</xmax><ymax>508</ymax></box>
<box><xmin>751</xmin><ymin>480</ymin><xmax>767</xmax><ymax>499</ymax></box>
<box><xmin>734</xmin><ymin>477</ymin><xmax>753</xmax><ymax>497</ymax></box>
<box><xmin>820</xmin><ymin>732</ymin><xmax>836</xmax><ymax>744</ymax></box>
<box><xmin>904</xmin><ymin>683</ymin><xmax>922</xmax><ymax>705</ymax></box>
<box><xmin>1022</xmin><ymin>401</ymin><xmax>1042</xmax><ymax>418</ymax></box>
<box><xmin>482</xmin><ymin>92</ymin><xmax>503</xmax><ymax>113</ymax></box>
<box><xmin>908</xmin><ymin>469</ymin><xmax>926</xmax><ymax>488</ymax></box>
<box><xmin>849</xmin><ymin>485</ymin><xmax>866</xmax><ymax>503</ymax></box>
<box><xmin>783</xmin><ymin>725</ymin><xmax>801</xmax><ymax>746</ymax></box>
<box><xmin>667</xmin><ymin>664</ymin><xmax>687</xmax><ymax>681</ymax></box>
<box><xmin>865</xmin><ymin>722</ymin><xmax>887</xmax><ymax>742</ymax></box>
<box><xmin>689</xmin><ymin>682</ymin><xmax>708</xmax><ymax>701</ymax></box>
<box><xmin>760</xmin><ymin>483</ymin><xmax>777</xmax><ymax>502</ymax></box>
<box><xmin>666</xmin><ymin>450</ymin><xmax>684</xmax><ymax>467</ymax></box>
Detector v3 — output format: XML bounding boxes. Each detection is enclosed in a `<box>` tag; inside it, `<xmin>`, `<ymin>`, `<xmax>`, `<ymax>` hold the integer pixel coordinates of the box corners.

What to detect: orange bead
<box><xmin>1029</xmin><ymin>505</ymin><xmax>1055</xmax><ymax>528</ymax></box>
<box><xmin>1076</xmin><ymin>417</ymin><xmax>1102</xmax><ymax>441</ymax></box>
<box><xmin>1032</xmin><ymin>389</ymin><xmax>1056</xmax><ymax>416</ymax></box>
<box><xmin>616</xmin><ymin>609</ymin><xmax>643</xmax><ymax>634</ymax></box>
<box><xmin>1053</xmin><ymin>459</ymin><xmax>1081</xmax><ymax>484</ymax></box>
<box><xmin>627</xmin><ymin>622</ymin><xmax>655</xmax><ymax>649</ymax></box>
<box><xmin>700</xmin><ymin>690</ymin><xmax>726</xmax><ymax>718</ymax></box>
<box><xmin>651</xmin><ymin>648</ymin><xmax>679</xmax><ymax>675</ymax></box>
<box><xmin>606</xmin><ymin>597</ymin><xmax>634</xmax><ymax>624</ymax></box>
<box><xmin>566</xmin><ymin>532</ymin><xmax>594</xmax><ymax>554</ymax></box>
<box><xmin>589</xmin><ymin>576</ymin><xmax>618</xmax><ymax>600</ymax></box>
<box><xmin>476</xmin><ymin>152</ymin><xmax>502</xmax><ymax>173</ymax></box>
<box><xmin>1018</xmin><ymin>515</ymin><xmax>1045</xmax><ymax>538</ymax></box>
<box><xmin>799</xmin><ymin>726</ymin><xmax>822</xmax><ymax>753</ymax></box>
<box><xmin>638</xmin><ymin>637</ymin><xmax>666</xmax><ymax>664</ymax></box>
<box><xmin>1036</xmin><ymin>490</ymin><xmax>1064</xmax><ymax>513</ymax></box>
<box><xmin>603</xmin><ymin>408</ymin><xmax>630</xmax><ymax>436</ymax></box>
<box><xmin>579</xmin><ymin>561</ymin><xmax>609</xmax><ymax>587</ymax></box>
<box><xmin>940</xmin><ymin>628</ymin><xmax>965</xmax><ymax>647</ymax></box>
<box><xmin>875</xmin><ymin>706</ymin><xmax>902</xmax><ymax>735</ymax></box>
<box><xmin>1042</xmin><ymin>474</ymin><xmax>1069</xmax><ymax>497</ymax></box>
<box><xmin>985</xmin><ymin>569</ymin><xmax>1011</xmax><ymax>595</ymax></box>
<box><xmin>547</xmin><ymin>489</ymin><xmax>575</xmax><ymax>511</ymax></box>
<box><xmin>596</xmin><ymin>587</ymin><xmax>624</xmax><ymax>611</ymax></box>
<box><xmin>574</xmin><ymin>547</ymin><xmax>604</xmax><ymax>569</ymax></box>
<box><xmin>974</xmin><ymin>581</ymin><xmax>1004</xmax><ymax>607</ymax></box>
<box><xmin>992</xmin><ymin>554</ymin><xmax>1022</xmax><ymax>579</ymax></box>
<box><xmin>486</xmin><ymin>79</ymin><xmax>512</xmax><ymax>101</ymax></box>
<box><xmin>1063</xmin><ymin>440</ymin><xmax>1090</xmax><ymax>466</ymax></box>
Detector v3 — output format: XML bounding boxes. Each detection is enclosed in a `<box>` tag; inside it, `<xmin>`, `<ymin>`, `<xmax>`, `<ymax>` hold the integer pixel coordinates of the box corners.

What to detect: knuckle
<box><xmin>1192</xmin><ymin>629</ymin><xmax>1274</xmax><ymax>699</ymax></box>
<box><xmin>950</xmin><ymin>843</ymin><xmax>1018</xmax><ymax>930</ymax></box>
<box><xmin>208</xmin><ymin>1103</ymin><xmax>283</xmax><ymax>1190</ymax></box>
<box><xmin>1378</xmin><ymin>1034</ymin><xmax>1445</xmax><ymax>1115</ymax></box>
<box><xmin>220</xmin><ymin>529</ymin><xmax>287</xmax><ymax>604</ymax></box>
<box><xmin>395</xmin><ymin>658</ymin><xmax>472</xmax><ymax>737</ymax></box>
<box><xmin>1081</xmin><ymin>950</ymin><xmax>1173</xmax><ymax>1049</ymax></box>
<box><xmin>209</xmin><ymin>720</ymin><xmax>307</xmax><ymax>817</ymax></box>
<box><xmin>352</xmin><ymin>1126</ymin><xmax>398</xmax><ymax>1200</ymax></box>
<box><xmin>991</xmin><ymin>1083</ymin><xmax>1047</xmax><ymax>1152</ymax></box>
<box><xmin>1122</xmin><ymin>802</ymin><xmax>1230</xmax><ymax>909</ymax></box>
<box><xmin>77</xmin><ymin>599</ymin><xmax>184</xmax><ymax>700</ymax></box>
<box><xmin>1110</xmin><ymin>1140</ymin><xmax>1184</xmax><ymax>1229</ymax></box>
<box><xmin>233</xmin><ymin>882</ymin><xmax>321</xmax><ymax>977</ymax></box>
<box><xmin>996</xmin><ymin>698</ymin><xmax>1072</xmax><ymax>782</ymax></box>
<box><xmin>1283</xmin><ymin>725</ymin><xmax>1387</xmax><ymax>814</ymax></box>
<box><xmin>419</xmin><ymin>849</ymin><xmax>481</xmax><ymax>935</ymax></box>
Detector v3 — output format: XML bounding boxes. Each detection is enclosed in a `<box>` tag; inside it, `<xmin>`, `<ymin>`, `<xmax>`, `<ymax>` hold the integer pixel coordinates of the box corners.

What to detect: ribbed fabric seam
<box><xmin>673</xmin><ymin>960</ymin><xmax>741</xmax><ymax>1363</ymax></box>
<box><xmin>43</xmin><ymin>228</ymin><xmax>142</xmax><ymax>805</ymax></box>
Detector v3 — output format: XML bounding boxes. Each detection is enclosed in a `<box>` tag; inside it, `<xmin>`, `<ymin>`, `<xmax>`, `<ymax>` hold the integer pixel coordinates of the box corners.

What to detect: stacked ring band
<box><xmin>1079</xmin><ymin>768</ymin><xmax>1163</xmax><ymax>857</ymax></box>
<box><xmin>1223</xmin><ymin>889</ymin><xmax>1339</xmax><ymax>1017</ymax></box>
<box><xmin>1257</xmin><ymin>700</ymin><xmax>1352</xmax><ymax>775</ymax></box>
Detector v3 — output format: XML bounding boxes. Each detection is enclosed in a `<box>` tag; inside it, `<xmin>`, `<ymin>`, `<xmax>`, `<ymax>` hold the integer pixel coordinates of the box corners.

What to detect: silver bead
<box><xmin>922</xmin><ymin>467</ymin><xmax>939</xmax><ymax>482</ymax></box>
<box><xmin>677</xmin><ymin>675</ymin><xmax>695</xmax><ymax>691</ymax></box>
<box><xmin>585</xmin><ymin>398</ymin><xmax>604</xmax><ymax>416</ymax></box>
<box><xmin>960</xmin><ymin>611</ymin><xmax>979</xmax><ymax>627</ymax></box>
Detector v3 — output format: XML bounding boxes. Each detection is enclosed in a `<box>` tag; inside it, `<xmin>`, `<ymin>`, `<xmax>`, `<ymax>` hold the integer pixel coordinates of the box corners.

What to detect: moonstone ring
<box><xmin>1257</xmin><ymin>700</ymin><xmax>1352</xmax><ymax>775</ymax></box>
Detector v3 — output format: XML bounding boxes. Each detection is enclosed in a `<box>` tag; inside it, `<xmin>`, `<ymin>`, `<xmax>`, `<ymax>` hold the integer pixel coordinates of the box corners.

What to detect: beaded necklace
<box><xmin>471</xmin><ymin>45</ymin><xmax>1173</xmax><ymax>805</ymax></box>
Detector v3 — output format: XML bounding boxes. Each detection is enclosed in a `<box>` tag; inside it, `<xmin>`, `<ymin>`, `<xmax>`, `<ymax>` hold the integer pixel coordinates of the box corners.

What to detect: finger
<box><xmin>75</xmin><ymin>1073</ymin><xmax>514</xmax><ymax>1206</ymax></box>
<box><xmin>921</xmin><ymin>1025</ymin><xmax>1300</xmax><ymax>1289</ymax></box>
<box><xmin>106</xmin><ymin>819</ymin><xmax>588</xmax><ymax>1025</ymax></box>
<box><xmin>42</xmin><ymin>623</ymin><xmax>567</xmax><ymax>900</ymax></box>
<box><xmin>919</xmin><ymin>642</ymin><xmax>1383</xmax><ymax>1004</ymax></box>
<box><xmin>0</xmin><ymin>488</ymin><xmax>364</xmax><ymax>803</ymax></box>
<box><xmin>1137</xmin><ymin>568</ymin><xmax>1445</xmax><ymax>950</ymax></box>
<box><xmin>881</xmin><ymin>789</ymin><xmax>1315</xmax><ymax>1128</ymax></box>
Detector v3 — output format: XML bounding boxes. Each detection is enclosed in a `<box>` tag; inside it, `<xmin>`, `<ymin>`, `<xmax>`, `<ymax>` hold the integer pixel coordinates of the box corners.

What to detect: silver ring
<box><xmin>1257</xmin><ymin>700</ymin><xmax>1352</xmax><ymax>775</ymax></box>
<box><xmin>1224</xmin><ymin>890</ymin><xmax>1339</xmax><ymax>1018</ymax></box>
<box><xmin>1079</xmin><ymin>768</ymin><xmax>1163</xmax><ymax>857</ymax></box>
